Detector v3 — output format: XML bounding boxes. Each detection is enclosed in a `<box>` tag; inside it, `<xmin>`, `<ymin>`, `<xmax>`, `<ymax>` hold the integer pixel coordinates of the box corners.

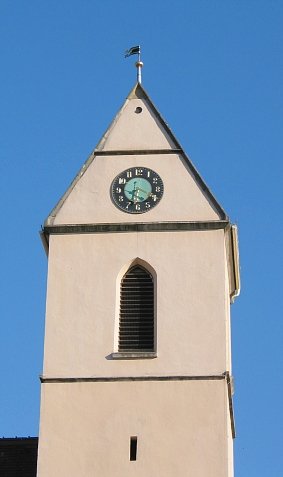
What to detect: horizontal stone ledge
<box><xmin>40</xmin><ymin>374</ymin><xmax>227</xmax><ymax>383</ymax></box>
<box><xmin>43</xmin><ymin>220</ymin><xmax>229</xmax><ymax>235</ymax></box>
<box><xmin>93</xmin><ymin>149</ymin><xmax>182</xmax><ymax>156</ymax></box>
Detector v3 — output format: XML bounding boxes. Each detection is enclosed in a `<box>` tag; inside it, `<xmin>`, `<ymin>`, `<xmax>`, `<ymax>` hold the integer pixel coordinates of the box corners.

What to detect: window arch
<box><xmin>118</xmin><ymin>265</ymin><xmax>154</xmax><ymax>352</ymax></box>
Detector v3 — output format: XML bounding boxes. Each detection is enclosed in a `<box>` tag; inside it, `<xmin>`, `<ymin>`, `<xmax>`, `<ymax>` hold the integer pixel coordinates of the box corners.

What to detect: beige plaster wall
<box><xmin>42</xmin><ymin>229</ymin><xmax>229</xmax><ymax>378</ymax></box>
<box><xmin>37</xmin><ymin>380</ymin><xmax>232</xmax><ymax>477</ymax></box>
<box><xmin>49</xmin><ymin>153</ymin><xmax>221</xmax><ymax>225</ymax></box>
<box><xmin>97</xmin><ymin>97</ymin><xmax>177</xmax><ymax>151</ymax></box>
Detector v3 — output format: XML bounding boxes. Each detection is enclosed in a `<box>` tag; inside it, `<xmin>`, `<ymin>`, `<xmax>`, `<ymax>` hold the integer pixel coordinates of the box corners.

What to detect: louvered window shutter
<box><xmin>119</xmin><ymin>265</ymin><xmax>154</xmax><ymax>352</ymax></box>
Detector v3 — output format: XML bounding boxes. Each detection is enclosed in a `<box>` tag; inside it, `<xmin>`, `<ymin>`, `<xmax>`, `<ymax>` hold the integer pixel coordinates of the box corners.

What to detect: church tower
<box><xmin>37</xmin><ymin>64</ymin><xmax>240</xmax><ymax>476</ymax></box>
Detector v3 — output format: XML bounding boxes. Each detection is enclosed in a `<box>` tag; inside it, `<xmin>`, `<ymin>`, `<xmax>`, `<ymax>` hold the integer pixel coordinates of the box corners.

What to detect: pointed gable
<box><xmin>44</xmin><ymin>83</ymin><xmax>228</xmax><ymax>227</ymax></box>
<box><xmin>95</xmin><ymin>84</ymin><xmax>178</xmax><ymax>151</ymax></box>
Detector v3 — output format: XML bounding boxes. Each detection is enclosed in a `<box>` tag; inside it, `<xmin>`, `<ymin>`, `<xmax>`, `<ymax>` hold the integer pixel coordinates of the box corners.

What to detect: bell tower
<box><xmin>37</xmin><ymin>72</ymin><xmax>240</xmax><ymax>476</ymax></box>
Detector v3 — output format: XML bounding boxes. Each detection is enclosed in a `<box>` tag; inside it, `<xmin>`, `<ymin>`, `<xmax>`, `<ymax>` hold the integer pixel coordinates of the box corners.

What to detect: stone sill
<box><xmin>111</xmin><ymin>352</ymin><xmax>157</xmax><ymax>360</ymax></box>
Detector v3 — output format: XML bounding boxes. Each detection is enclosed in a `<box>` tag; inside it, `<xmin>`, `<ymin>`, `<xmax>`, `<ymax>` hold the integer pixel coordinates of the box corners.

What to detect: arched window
<box><xmin>118</xmin><ymin>265</ymin><xmax>154</xmax><ymax>352</ymax></box>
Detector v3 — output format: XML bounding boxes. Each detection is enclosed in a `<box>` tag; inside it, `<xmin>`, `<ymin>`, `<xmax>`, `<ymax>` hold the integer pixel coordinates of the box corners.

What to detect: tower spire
<box><xmin>125</xmin><ymin>45</ymin><xmax>143</xmax><ymax>84</ymax></box>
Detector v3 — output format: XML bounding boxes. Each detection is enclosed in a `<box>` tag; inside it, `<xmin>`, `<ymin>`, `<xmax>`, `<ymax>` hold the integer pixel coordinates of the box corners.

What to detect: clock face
<box><xmin>111</xmin><ymin>167</ymin><xmax>164</xmax><ymax>214</ymax></box>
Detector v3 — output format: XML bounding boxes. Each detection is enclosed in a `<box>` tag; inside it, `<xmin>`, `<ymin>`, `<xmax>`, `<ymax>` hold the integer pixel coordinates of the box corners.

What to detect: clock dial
<box><xmin>111</xmin><ymin>167</ymin><xmax>164</xmax><ymax>214</ymax></box>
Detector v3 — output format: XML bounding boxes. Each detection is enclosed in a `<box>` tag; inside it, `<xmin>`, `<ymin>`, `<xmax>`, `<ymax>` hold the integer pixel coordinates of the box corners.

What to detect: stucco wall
<box><xmin>37</xmin><ymin>380</ymin><xmax>232</xmax><ymax>477</ymax></box>
<box><xmin>97</xmin><ymin>96</ymin><xmax>177</xmax><ymax>151</ymax></box>
<box><xmin>42</xmin><ymin>229</ymin><xmax>229</xmax><ymax>377</ymax></box>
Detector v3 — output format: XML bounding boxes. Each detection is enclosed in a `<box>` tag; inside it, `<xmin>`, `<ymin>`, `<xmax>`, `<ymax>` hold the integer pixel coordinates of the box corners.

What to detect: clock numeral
<box><xmin>126</xmin><ymin>171</ymin><xmax>132</xmax><ymax>178</ymax></box>
<box><xmin>147</xmin><ymin>170</ymin><xmax>151</xmax><ymax>178</ymax></box>
<box><xmin>135</xmin><ymin>203</ymin><xmax>141</xmax><ymax>211</ymax></box>
<box><xmin>116</xmin><ymin>187</ymin><xmax>122</xmax><ymax>193</ymax></box>
<box><xmin>145</xmin><ymin>202</ymin><xmax>151</xmax><ymax>209</ymax></box>
<box><xmin>151</xmin><ymin>194</ymin><xmax>157</xmax><ymax>202</ymax></box>
<box><xmin>125</xmin><ymin>202</ymin><xmax>131</xmax><ymax>209</ymax></box>
<box><xmin>118</xmin><ymin>196</ymin><xmax>124</xmax><ymax>202</ymax></box>
<box><xmin>135</xmin><ymin>168</ymin><xmax>143</xmax><ymax>176</ymax></box>
<box><xmin>119</xmin><ymin>178</ymin><xmax>126</xmax><ymax>184</ymax></box>
<box><xmin>155</xmin><ymin>186</ymin><xmax>161</xmax><ymax>192</ymax></box>
<box><xmin>153</xmin><ymin>177</ymin><xmax>158</xmax><ymax>184</ymax></box>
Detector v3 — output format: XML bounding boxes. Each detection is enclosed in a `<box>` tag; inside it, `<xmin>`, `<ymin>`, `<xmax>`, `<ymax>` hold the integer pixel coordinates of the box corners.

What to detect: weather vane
<box><xmin>125</xmin><ymin>45</ymin><xmax>143</xmax><ymax>84</ymax></box>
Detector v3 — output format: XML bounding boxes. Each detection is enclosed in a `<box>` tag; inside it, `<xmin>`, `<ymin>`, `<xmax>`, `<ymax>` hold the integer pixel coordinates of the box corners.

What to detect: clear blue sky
<box><xmin>0</xmin><ymin>1</ymin><xmax>282</xmax><ymax>475</ymax></box>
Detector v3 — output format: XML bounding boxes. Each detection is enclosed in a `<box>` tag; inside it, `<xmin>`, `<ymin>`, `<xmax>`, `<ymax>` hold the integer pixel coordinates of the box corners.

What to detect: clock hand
<box><xmin>125</xmin><ymin>183</ymin><xmax>138</xmax><ymax>200</ymax></box>
<box><xmin>124</xmin><ymin>190</ymin><xmax>144</xmax><ymax>202</ymax></box>
<box><xmin>133</xmin><ymin>191</ymin><xmax>145</xmax><ymax>201</ymax></box>
<box><xmin>136</xmin><ymin>187</ymin><xmax>150</xmax><ymax>194</ymax></box>
<box><xmin>124</xmin><ymin>183</ymin><xmax>147</xmax><ymax>202</ymax></box>
<box><xmin>136</xmin><ymin>187</ymin><xmax>153</xmax><ymax>199</ymax></box>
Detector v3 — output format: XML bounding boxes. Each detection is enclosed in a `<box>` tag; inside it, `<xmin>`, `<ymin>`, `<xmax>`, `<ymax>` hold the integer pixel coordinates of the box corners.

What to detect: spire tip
<box><xmin>125</xmin><ymin>45</ymin><xmax>143</xmax><ymax>84</ymax></box>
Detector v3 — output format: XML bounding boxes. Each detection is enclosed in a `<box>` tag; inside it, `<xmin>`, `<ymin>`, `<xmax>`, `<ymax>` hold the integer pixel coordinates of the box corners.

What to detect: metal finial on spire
<box><xmin>135</xmin><ymin>59</ymin><xmax>143</xmax><ymax>84</ymax></box>
<box><xmin>125</xmin><ymin>45</ymin><xmax>143</xmax><ymax>84</ymax></box>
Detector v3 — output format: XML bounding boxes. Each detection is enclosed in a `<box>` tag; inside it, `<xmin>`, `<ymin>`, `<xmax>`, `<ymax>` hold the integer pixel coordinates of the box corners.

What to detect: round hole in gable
<box><xmin>135</xmin><ymin>107</ymin><xmax>143</xmax><ymax>114</ymax></box>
